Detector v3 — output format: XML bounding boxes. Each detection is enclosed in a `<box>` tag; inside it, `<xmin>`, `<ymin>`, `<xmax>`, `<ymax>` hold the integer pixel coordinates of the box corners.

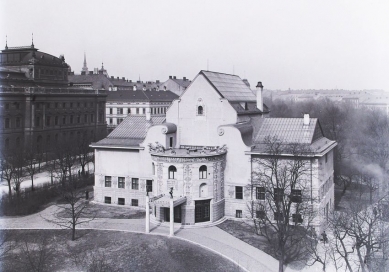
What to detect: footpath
<box><xmin>0</xmin><ymin>167</ymin><xmax>311</xmax><ymax>272</ymax></box>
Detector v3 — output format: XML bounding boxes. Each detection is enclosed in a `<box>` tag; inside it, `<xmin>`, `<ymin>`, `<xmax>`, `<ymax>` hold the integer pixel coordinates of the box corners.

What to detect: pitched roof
<box><xmin>171</xmin><ymin>78</ymin><xmax>191</xmax><ymax>88</ymax></box>
<box><xmin>200</xmin><ymin>70</ymin><xmax>257</xmax><ymax>102</ymax></box>
<box><xmin>92</xmin><ymin>115</ymin><xmax>165</xmax><ymax>148</ymax></box>
<box><xmin>254</xmin><ymin>118</ymin><xmax>323</xmax><ymax>144</ymax></box>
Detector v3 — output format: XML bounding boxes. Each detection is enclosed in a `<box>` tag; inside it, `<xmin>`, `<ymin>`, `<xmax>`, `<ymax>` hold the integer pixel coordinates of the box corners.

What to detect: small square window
<box><xmin>118</xmin><ymin>177</ymin><xmax>125</xmax><ymax>188</ymax></box>
<box><xmin>131</xmin><ymin>178</ymin><xmax>139</xmax><ymax>190</ymax></box>
<box><xmin>292</xmin><ymin>213</ymin><xmax>303</xmax><ymax>224</ymax></box>
<box><xmin>131</xmin><ymin>199</ymin><xmax>138</xmax><ymax>206</ymax></box>
<box><xmin>291</xmin><ymin>189</ymin><xmax>302</xmax><ymax>203</ymax></box>
<box><xmin>118</xmin><ymin>198</ymin><xmax>125</xmax><ymax>205</ymax></box>
<box><xmin>235</xmin><ymin>186</ymin><xmax>243</xmax><ymax>199</ymax></box>
<box><xmin>105</xmin><ymin>176</ymin><xmax>112</xmax><ymax>187</ymax></box>
<box><xmin>236</xmin><ymin>210</ymin><xmax>242</xmax><ymax>218</ymax></box>
<box><xmin>256</xmin><ymin>210</ymin><xmax>265</xmax><ymax>219</ymax></box>
<box><xmin>104</xmin><ymin>197</ymin><xmax>111</xmax><ymax>204</ymax></box>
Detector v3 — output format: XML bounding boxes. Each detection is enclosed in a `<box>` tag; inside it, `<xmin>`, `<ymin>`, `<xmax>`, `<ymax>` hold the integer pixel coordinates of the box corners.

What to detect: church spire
<box><xmin>5</xmin><ymin>35</ymin><xmax>8</xmax><ymax>49</ymax></box>
<box><xmin>31</xmin><ymin>33</ymin><xmax>34</xmax><ymax>48</ymax></box>
<box><xmin>82</xmin><ymin>52</ymin><xmax>88</xmax><ymax>74</ymax></box>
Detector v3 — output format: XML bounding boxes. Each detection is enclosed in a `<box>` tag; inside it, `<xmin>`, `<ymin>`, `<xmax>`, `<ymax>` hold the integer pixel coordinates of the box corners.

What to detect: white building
<box><xmin>91</xmin><ymin>70</ymin><xmax>336</xmax><ymax>231</ymax></box>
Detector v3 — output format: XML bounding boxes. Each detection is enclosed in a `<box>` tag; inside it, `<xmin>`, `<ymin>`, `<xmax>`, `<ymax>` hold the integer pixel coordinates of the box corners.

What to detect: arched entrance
<box><xmin>195</xmin><ymin>200</ymin><xmax>210</xmax><ymax>223</ymax></box>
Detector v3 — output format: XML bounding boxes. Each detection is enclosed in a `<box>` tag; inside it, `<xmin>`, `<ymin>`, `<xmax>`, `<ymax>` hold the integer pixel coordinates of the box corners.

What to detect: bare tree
<box><xmin>45</xmin><ymin>177</ymin><xmax>96</xmax><ymax>241</ymax></box>
<box><xmin>77</xmin><ymin>132</ymin><xmax>93</xmax><ymax>176</ymax></box>
<box><xmin>0</xmin><ymin>150</ymin><xmax>15</xmax><ymax>196</ymax></box>
<box><xmin>248</xmin><ymin>136</ymin><xmax>315</xmax><ymax>272</ymax></box>
<box><xmin>24</xmin><ymin>144</ymin><xmax>38</xmax><ymax>191</ymax></box>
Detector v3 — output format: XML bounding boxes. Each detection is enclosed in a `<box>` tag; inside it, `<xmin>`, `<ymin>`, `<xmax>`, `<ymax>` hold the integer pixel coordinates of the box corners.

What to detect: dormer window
<box><xmin>197</xmin><ymin>106</ymin><xmax>204</xmax><ymax>115</ymax></box>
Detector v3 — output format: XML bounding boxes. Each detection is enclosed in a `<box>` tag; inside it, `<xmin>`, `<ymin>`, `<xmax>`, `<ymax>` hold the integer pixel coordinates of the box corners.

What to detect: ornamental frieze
<box><xmin>213</xmin><ymin>162</ymin><xmax>219</xmax><ymax>202</ymax></box>
<box><xmin>152</xmin><ymin>154</ymin><xmax>226</xmax><ymax>163</ymax></box>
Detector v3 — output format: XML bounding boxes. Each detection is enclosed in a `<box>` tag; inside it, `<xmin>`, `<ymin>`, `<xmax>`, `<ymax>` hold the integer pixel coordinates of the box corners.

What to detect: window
<box><xmin>77</xmin><ymin>115</ymin><xmax>81</xmax><ymax>124</ymax></box>
<box><xmin>16</xmin><ymin>117</ymin><xmax>20</xmax><ymax>128</ymax></box>
<box><xmin>291</xmin><ymin>189</ymin><xmax>302</xmax><ymax>203</ymax></box>
<box><xmin>109</xmin><ymin>118</ymin><xmax>113</xmax><ymax>125</ymax></box>
<box><xmin>325</xmin><ymin>153</ymin><xmax>328</xmax><ymax>163</ymax></box>
<box><xmin>274</xmin><ymin>188</ymin><xmax>284</xmax><ymax>202</ymax></box>
<box><xmin>118</xmin><ymin>177</ymin><xmax>125</xmax><ymax>188</ymax></box>
<box><xmin>5</xmin><ymin>103</ymin><xmax>9</xmax><ymax>110</ymax></box>
<box><xmin>152</xmin><ymin>163</ymin><xmax>155</xmax><ymax>175</ymax></box>
<box><xmin>62</xmin><ymin>102</ymin><xmax>66</xmax><ymax>108</ymax></box>
<box><xmin>169</xmin><ymin>137</ymin><xmax>173</xmax><ymax>148</ymax></box>
<box><xmin>256</xmin><ymin>187</ymin><xmax>265</xmax><ymax>200</ymax></box>
<box><xmin>105</xmin><ymin>176</ymin><xmax>112</xmax><ymax>187</ymax></box>
<box><xmin>136</xmin><ymin>108</ymin><xmax>139</xmax><ymax>114</ymax></box>
<box><xmin>199</xmin><ymin>165</ymin><xmax>207</xmax><ymax>179</ymax></box>
<box><xmin>131</xmin><ymin>199</ymin><xmax>138</xmax><ymax>206</ymax></box>
<box><xmin>197</xmin><ymin>105</ymin><xmax>203</xmax><ymax>115</ymax></box>
<box><xmin>4</xmin><ymin>118</ymin><xmax>10</xmax><ymax>129</ymax></box>
<box><xmin>84</xmin><ymin>114</ymin><xmax>88</xmax><ymax>123</ymax></box>
<box><xmin>15</xmin><ymin>103</ymin><xmax>20</xmax><ymax>110</ymax></box>
<box><xmin>118</xmin><ymin>108</ymin><xmax>123</xmax><ymax>114</ymax></box>
<box><xmin>118</xmin><ymin>118</ymin><xmax>123</xmax><ymax>124</ymax></box>
<box><xmin>46</xmin><ymin>116</ymin><xmax>51</xmax><ymax>126</ymax></box>
<box><xmin>62</xmin><ymin>116</ymin><xmax>66</xmax><ymax>125</ymax></box>
<box><xmin>274</xmin><ymin>212</ymin><xmax>283</xmax><ymax>221</ymax></box>
<box><xmin>104</xmin><ymin>197</ymin><xmax>111</xmax><ymax>204</ymax></box>
<box><xmin>131</xmin><ymin>178</ymin><xmax>139</xmax><ymax>190</ymax></box>
<box><xmin>235</xmin><ymin>186</ymin><xmax>243</xmax><ymax>199</ymax></box>
<box><xmin>292</xmin><ymin>213</ymin><xmax>303</xmax><ymax>224</ymax></box>
<box><xmin>146</xmin><ymin>180</ymin><xmax>153</xmax><ymax>192</ymax></box>
<box><xmin>236</xmin><ymin>210</ymin><xmax>242</xmax><ymax>218</ymax></box>
<box><xmin>118</xmin><ymin>198</ymin><xmax>125</xmax><ymax>205</ymax></box>
<box><xmin>91</xmin><ymin>114</ymin><xmax>94</xmax><ymax>122</ymax></box>
<box><xmin>168</xmin><ymin>166</ymin><xmax>177</xmax><ymax>179</ymax></box>
<box><xmin>35</xmin><ymin>116</ymin><xmax>40</xmax><ymax>127</ymax></box>
<box><xmin>256</xmin><ymin>210</ymin><xmax>265</xmax><ymax>219</ymax></box>
<box><xmin>55</xmin><ymin>116</ymin><xmax>59</xmax><ymax>126</ymax></box>
<box><xmin>98</xmin><ymin>113</ymin><xmax>102</xmax><ymax>122</ymax></box>
<box><xmin>109</xmin><ymin>108</ymin><xmax>113</xmax><ymax>114</ymax></box>
<box><xmin>70</xmin><ymin>115</ymin><xmax>74</xmax><ymax>124</ymax></box>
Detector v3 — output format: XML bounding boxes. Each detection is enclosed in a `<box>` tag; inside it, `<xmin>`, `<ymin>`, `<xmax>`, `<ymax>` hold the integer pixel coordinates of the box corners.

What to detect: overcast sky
<box><xmin>1</xmin><ymin>0</ymin><xmax>388</xmax><ymax>91</ymax></box>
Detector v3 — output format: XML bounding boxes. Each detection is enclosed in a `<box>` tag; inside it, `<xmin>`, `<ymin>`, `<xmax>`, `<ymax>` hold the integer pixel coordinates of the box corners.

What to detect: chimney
<box><xmin>256</xmin><ymin>82</ymin><xmax>264</xmax><ymax>111</ymax></box>
<box><xmin>122</xmin><ymin>77</ymin><xmax>125</xmax><ymax>80</ymax></box>
<box><xmin>111</xmin><ymin>76</ymin><xmax>114</xmax><ymax>79</ymax></box>
<box><xmin>183</xmin><ymin>77</ymin><xmax>186</xmax><ymax>81</ymax></box>
<box><xmin>129</xmin><ymin>80</ymin><xmax>132</xmax><ymax>83</ymax></box>
<box><xmin>169</xmin><ymin>76</ymin><xmax>172</xmax><ymax>79</ymax></box>
<box><xmin>304</xmin><ymin>114</ymin><xmax>310</xmax><ymax>126</ymax></box>
<box><xmin>146</xmin><ymin>107</ymin><xmax>151</xmax><ymax>121</ymax></box>
<box><xmin>117</xmin><ymin>77</ymin><xmax>119</xmax><ymax>80</ymax></box>
<box><xmin>156</xmin><ymin>80</ymin><xmax>160</xmax><ymax>83</ymax></box>
<box><xmin>81</xmin><ymin>71</ymin><xmax>86</xmax><ymax>75</ymax></box>
<box><xmin>89</xmin><ymin>71</ymin><xmax>93</xmax><ymax>75</ymax></box>
<box><xmin>173</xmin><ymin>76</ymin><xmax>176</xmax><ymax>79</ymax></box>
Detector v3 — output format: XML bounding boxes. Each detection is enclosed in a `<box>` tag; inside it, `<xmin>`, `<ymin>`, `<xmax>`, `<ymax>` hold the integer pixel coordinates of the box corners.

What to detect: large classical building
<box><xmin>0</xmin><ymin>42</ymin><xmax>107</xmax><ymax>152</ymax></box>
<box><xmin>91</xmin><ymin>70</ymin><xmax>336</xmax><ymax>231</ymax></box>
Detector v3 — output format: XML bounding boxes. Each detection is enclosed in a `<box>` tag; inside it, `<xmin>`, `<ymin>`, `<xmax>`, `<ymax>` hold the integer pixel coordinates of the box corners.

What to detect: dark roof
<box><xmin>200</xmin><ymin>70</ymin><xmax>257</xmax><ymax>102</ymax></box>
<box><xmin>106</xmin><ymin>89</ymin><xmax>178</xmax><ymax>103</ymax></box>
<box><xmin>68</xmin><ymin>74</ymin><xmax>113</xmax><ymax>90</ymax></box>
<box><xmin>171</xmin><ymin>78</ymin><xmax>191</xmax><ymax>88</ymax></box>
<box><xmin>254</xmin><ymin>118</ymin><xmax>324</xmax><ymax>144</ymax></box>
<box><xmin>93</xmin><ymin>115</ymin><xmax>165</xmax><ymax>148</ymax></box>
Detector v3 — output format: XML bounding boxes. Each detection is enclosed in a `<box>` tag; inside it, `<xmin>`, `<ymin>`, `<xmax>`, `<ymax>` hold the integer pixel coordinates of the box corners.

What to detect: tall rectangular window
<box><xmin>274</xmin><ymin>188</ymin><xmax>284</xmax><ymax>202</ymax></box>
<box><xmin>105</xmin><ymin>176</ymin><xmax>112</xmax><ymax>187</ymax></box>
<box><xmin>35</xmin><ymin>117</ymin><xmax>40</xmax><ymax>127</ymax></box>
<box><xmin>169</xmin><ymin>137</ymin><xmax>173</xmax><ymax>148</ymax></box>
<box><xmin>146</xmin><ymin>180</ymin><xmax>153</xmax><ymax>192</ymax></box>
<box><xmin>84</xmin><ymin>114</ymin><xmax>88</xmax><ymax>123</ymax></box>
<box><xmin>109</xmin><ymin>108</ymin><xmax>113</xmax><ymax>114</ymax></box>
<box><xmin>118</xmin><ymin>177</ymin><xmax>125</xmax><ymax>188</ymax></box>
<box><xmin>55</xmin><ymin>116</ymin><xmax>59</xmax><ymax>126</ymax></box>
<box><xmin>131</xmin><ymin>178</ymin><xmax>139</xmax><ymax>190</ymax></box>
<box><xmin>70</xmin><ymin>115</ymin><xmax>74</xmax><ymax>124</ymax></box>
<box><xmin>236</xmin><ymin>210</ymin><xmax>242</xmax><ymax>218</ymax></box>
<box><xmin>4</xmin><ymin>118</ymin><xmax>10</xmax><ymax>129</ymax></box>
<box><xmin>235</xmin><ymin>186</ymin><xmax>243</xmax><ymax>199</ymax></box>
<box><xmin>91</xmin><ymin>114</ymin><xmax>94</xmax><ymax>122</ymax></box>
<box><xmin>291</xmin><ymin>189</ymin><xmax>302</xmax><ymax>203</ymax></box>
<box><xmin>62</xmin><ymin>116</ymin><xmax>66</xmax><ymax>125</ymax></box>
<box><xmin>16</xmin><ymin>117</ymin><xmax>21</xmax><ymax>128</ymax></box>
<box><xmin>256</xmin><ymin>187</ymin><xmax>265</xmax><ymax>200</ymax></box>
<box><xmin>118</xmin><ymin>108</ymin><xmax>123</xmax><ymax>114</ymax></box>
<box><xmin>46</xmin><ymin>116</ymin><xmax>51</xmax><ymax>126</ymax></box>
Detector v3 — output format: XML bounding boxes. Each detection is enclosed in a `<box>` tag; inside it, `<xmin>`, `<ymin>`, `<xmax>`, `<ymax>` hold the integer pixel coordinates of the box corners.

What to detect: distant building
<box><xmin>69</xmin><ymin>63</ymin><xmax>178</xmax><ymax>132</ymax></box>
<box><xmin>0</xmin><ymin>41</ymin><xmax>107</xmax><ymax>153</ymax></box>
<box><xmin>360</xmin><ymin>96</ymin><xmax>389</xmax><ymax>115</ymax></box>
<box><xmin>91</xmin><ymin>70</ymin><xmax>335</xmax><ymax>233</ymax></box>
<box><xmin>159</xmin><ymin>75</ymin><xmax>191</xmax><ymax>96</ymax></box>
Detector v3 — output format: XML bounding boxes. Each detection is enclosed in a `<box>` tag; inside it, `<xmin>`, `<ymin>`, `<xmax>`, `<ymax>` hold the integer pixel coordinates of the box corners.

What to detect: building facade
<box><xmin>0</xmin><ymin>43</ymin><xmax>107</xmax><ymax>152</ymax></box>
<box><xmin>92</xmin><ymin>70</ymin><xmax>335</xmax><ymax>231</ymax></box>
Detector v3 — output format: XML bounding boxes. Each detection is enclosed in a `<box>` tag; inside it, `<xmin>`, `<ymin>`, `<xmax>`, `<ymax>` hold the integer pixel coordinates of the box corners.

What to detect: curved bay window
<box><xmin>199</xmin><ymin>165</ymin><xmax>207</xmax><ymax>179</ymax></box>
<box><xmin>168</xmin><ymin>165</ymin><xmax>177</xmax><ymax>179</ymax></box>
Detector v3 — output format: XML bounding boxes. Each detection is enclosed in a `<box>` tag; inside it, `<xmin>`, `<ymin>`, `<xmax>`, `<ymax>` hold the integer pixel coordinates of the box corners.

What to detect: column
<box><xmin>145</xmin><ymin>196</ymin><xmax>150</xmax><ymax>233</ymax></box>
<box><xmin>170</xmin><ymin>199</ymin><xmax>174</xmax><ymax>236</ymax></box>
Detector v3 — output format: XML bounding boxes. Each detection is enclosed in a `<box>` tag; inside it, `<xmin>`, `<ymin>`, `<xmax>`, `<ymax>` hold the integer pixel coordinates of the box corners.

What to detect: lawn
<box><xmin>0</xmin><ymin>229</ymin><xmax>240</xmax><ymax>272</ymax></box>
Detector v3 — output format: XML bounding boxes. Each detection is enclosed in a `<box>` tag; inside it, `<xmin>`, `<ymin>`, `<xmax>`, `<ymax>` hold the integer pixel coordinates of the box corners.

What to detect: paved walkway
<box><xmin>0</xmin><ymin>204</ymin><xmax>284</xmax><ymax>272</ymax></box>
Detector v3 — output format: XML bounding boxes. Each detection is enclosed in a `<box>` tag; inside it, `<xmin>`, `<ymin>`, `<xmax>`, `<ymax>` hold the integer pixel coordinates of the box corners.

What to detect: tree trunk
<box><xmin>7</xmin><ymin>181</ymin><xmax>12</xmax><ymax>196</ymax></box>
<box><xmin>31</xmin><ymin>175</ymin><xmax>34</xmax><ymax>191</ymax></box>
<box><xmin>278</xmin><ymin>248</ymin><xmax>285</xmax><ymax>272</ymax></box>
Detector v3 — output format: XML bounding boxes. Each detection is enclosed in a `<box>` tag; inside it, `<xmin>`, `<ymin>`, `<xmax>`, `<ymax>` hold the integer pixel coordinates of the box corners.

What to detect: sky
<box><xmin>1</xmin><ymin>0</ymin><xmax>388</xmax><ymax>91</ymax></box>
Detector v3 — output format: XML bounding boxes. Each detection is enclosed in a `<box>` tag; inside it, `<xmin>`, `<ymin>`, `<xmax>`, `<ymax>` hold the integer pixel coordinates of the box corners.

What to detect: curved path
<box><xmin>0</xmin><ymin>205</ymin><xmax>281</xmax><ymax>272</ymax></box>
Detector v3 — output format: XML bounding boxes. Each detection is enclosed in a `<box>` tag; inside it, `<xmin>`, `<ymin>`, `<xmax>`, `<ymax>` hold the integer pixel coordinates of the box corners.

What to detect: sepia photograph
<box><xmin>0</xmin><ymin>1</ymin><xmax>388</xmax><ymax>271</ymax></box>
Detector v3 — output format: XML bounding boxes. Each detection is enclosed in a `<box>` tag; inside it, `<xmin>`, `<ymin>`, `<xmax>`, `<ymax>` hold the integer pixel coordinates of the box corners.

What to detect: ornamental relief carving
<box><xmin>152</xmin><ymin>154</ymin><xmax>225</xmax><ymax>163</ymax></box>
<box><xmin>183</xmin><ymin>164</ymin><xmax>192</xmax><ymax>194</ymax></box>
<box><xmin>220</xmin><ymin>160</ymin><xmax>226</xmax><ymax>199</ymax></box>
<box><xmin>157</xmin><ymin>163</ymin><xmax>164</xmax><ymax>192</ymax></box>
<box><xmin>213</xmin><ymin>162</ymin><xmax>218</xmax><ymax>202</ymax></box>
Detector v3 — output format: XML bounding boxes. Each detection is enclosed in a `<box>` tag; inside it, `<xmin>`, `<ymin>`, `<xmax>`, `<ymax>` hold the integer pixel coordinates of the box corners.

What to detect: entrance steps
<box><xmin>150</xmin><ymin>216</ymin><xmax>227</xmax><ymax>229</ymax></box>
